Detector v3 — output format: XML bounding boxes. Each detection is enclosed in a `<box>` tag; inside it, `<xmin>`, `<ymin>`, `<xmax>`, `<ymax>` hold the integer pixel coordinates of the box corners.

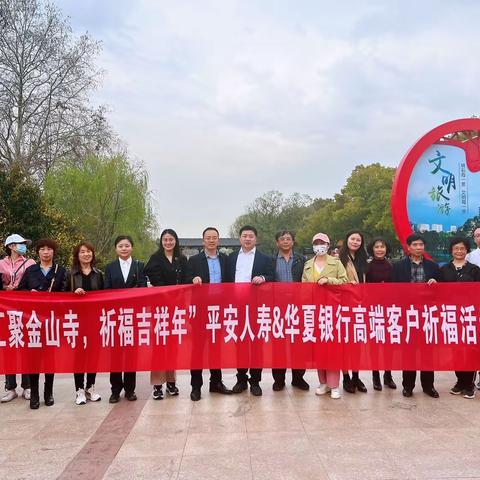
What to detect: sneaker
<box><xmin>463</xmin><ymin>388</ymin><xmax>475</xmax><ymax>399</ymax></box>
<box><xmin>166</xmin><ymin>382</ymin><xmax>179</xmax><ymax>396</ymax></box>
<box><xmin>315</xmin><ymin>384</ymin><xmax>330</xmax><ymax>396</ymax></box>
<box><xmin>152</xmin><ymin>385</ymin><xmax>163</xmax><ymax>400</ymax></box>
<box><xmin>330</xmin><ymin>388</ymin><xmax>341</xmax><ymax>399</ymax></box>
<box><xmin>75</xmin><ymin>389</ymin><xmax>87</xmax><ymax>405</ymax></box>
<box><xmin>450</xmin><ymin>383</ymin><xmax>463</xmax><ymax>395</ymax></box>
<box><xmin>476</xmin><ymin>375</ymin><xmax>480</xmax><ymax>390</ymax></box>
<box><xmin>0</xmin><ymin>389</ymin><xmax>17</xmax><ymax>403</ymax></box>
<box><xmin>86</xmin><ymin>386</ymin><xmax>101</xmax><ymax>402</ymax></box>
<box><xmin>22</xmin><ymin>388</ymin><xmax>31</xmax><ymax>400</ymax></box>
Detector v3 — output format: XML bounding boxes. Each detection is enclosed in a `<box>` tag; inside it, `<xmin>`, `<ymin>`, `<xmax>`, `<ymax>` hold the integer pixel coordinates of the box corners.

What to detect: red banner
<box><xmin>1</xmin><ymin>282</ymin><xmax>480</xmax><ymax>374</ymax></box>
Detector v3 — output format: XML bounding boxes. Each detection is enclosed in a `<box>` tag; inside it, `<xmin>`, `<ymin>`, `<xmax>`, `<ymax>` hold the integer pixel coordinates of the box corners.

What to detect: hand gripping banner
<box><xmin>1</xmin><ymin>282</ymin><xmax>479</xmax><ymax>374</ymax></box>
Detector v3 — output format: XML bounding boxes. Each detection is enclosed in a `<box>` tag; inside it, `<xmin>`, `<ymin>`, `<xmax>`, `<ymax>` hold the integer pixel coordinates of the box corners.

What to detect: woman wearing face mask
<box><xmin>0</xmin><ymin>234</ymin><xmax>35</xmax><ymax>403</ymax></box>
<box><xmin>302</xmin><ymin>233</ymin><xmax>348</xmax><ymax>399</ymax></box>
<box><xmin>18</xmin><ymin>238</ymin><xmax>67</xmax><ymax>409</ymax></box>
<box><xmin>104</xmin><ymin>235</ymin><xmax>147</xmax><ymax>404</ymax></box>
<box><xmin>67</xmin><ymin>241</ymin><xmax>104</xmax><ymax>405</ymax></box>
<box><xmin>145</xmin><ymin>229</ymin><xmax>187</xmax><ymax>400</ymax></box>
<box><xmin>339</xmin><ymin>229</ymin><xmax>368</xmax><ymax>394</ymax></box>
<box><xmin>366</xmin><ymin>237</ymin><xmax>396</xmax><ymax>391</ymax></box>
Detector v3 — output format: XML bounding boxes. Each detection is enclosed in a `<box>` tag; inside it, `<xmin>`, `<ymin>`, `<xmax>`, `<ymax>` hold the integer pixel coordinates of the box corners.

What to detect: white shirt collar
<box><xmin>240</xmin><ymin>247</ymin><xmax>256</xmax><ymax>256</ymax></box>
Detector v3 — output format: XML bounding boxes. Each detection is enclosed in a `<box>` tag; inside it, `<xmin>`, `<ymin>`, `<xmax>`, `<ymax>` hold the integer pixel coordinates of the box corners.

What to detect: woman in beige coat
<box><xmin>302</xmin><ymin>232</ymin><xmax>348</xmax><ymax>399</ymax></box>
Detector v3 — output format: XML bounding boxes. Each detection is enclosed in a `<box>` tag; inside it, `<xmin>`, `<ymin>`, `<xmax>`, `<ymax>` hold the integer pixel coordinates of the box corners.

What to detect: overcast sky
<box><xmin>59</xmin><ymin>0</ymin><xmax>480</xmax><ymax>237</ymax></box>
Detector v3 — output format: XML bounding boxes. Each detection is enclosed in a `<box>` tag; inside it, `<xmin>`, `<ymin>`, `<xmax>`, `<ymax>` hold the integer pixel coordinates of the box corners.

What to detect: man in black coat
<box><xmin>271</xmin><ymin>230</ymin><xmax>309</xmax><ymax>391</ymax></box>
<box><xmin>391</xmin><ymin>233</ymin><xmax>440</xmax><ymax>398</ymax></box>
<box><xmin>225</xmin><ymin>225</ymin><xmax>275</xmax><ymax>396</ymax></box>
<box><xmin>186</xmin><ymin>227</ymin><xmax>233</xmax><ymax>401</ymax></box>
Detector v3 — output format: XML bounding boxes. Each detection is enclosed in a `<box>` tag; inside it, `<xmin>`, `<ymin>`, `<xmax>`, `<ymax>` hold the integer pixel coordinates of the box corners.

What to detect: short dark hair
<box><xmin>406</xmin><ymin>233</ymin><xmax>425</xmax><ymax>246</ymax></box>
<box><xmin>202</xmin><ymin>227</ymin><xmax>219</xmax><ymax>238</ymax></box>
<box><xmin>367</xmin><ymin>237</ymin><xmax>391</xmax><ymax>257</ymax></box>
<box><xmin>72</xmin><ymin>241</ymin><xmax>97</xmax><ymax>270</ymax></box>
<box><xmin>239</xmin><ymin>225</ymin><xmax>257</xmax><ymax>236</ymax></box>
<box><xmin>114</xmin><ymin>235</ymin><xmax>134</xmax><ymax>247</ymax></box>
<box><xmin>275</xmin><ymin>230</ymin><xmax>295</xmax><ymax>241</ymax></box>
<box><xmin>35</xmin><ymin>238</ymin><xmax>58</xmax><ymax>254</ymax></box>
<box><xmin>449</xmin><ymin>236</ymin><xmax>471</xmax><ymax>254</ymax></box>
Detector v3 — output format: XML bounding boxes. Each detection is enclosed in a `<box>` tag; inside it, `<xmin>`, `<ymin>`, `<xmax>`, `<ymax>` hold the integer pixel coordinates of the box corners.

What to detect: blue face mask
<box><xmin>15</xmin><ymin>243</ymin><xmax>27</xmax><ymax>255</ymax></box>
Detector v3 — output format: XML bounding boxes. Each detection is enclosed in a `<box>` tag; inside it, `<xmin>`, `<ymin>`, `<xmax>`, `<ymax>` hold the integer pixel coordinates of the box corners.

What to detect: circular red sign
<box><xmin>391</xmin><ymin>117</ymin><xmax>480</xmax><ymax>252</ymax></box>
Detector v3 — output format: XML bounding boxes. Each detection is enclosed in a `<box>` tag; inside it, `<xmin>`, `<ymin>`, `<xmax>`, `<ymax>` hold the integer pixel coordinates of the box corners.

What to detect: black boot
<box><xmin>352</xmin><ymin>371</ymin><xmax>367</xmax><ymax>393</ymax></box>
<box><xmin>44</xmin><ymin>381</ymin><xmax>54</xmax><ymax>407</ymax></box>
<box><xmin>30</xmin><ymin>387</ymin><xmax>40</xmax><ymax>410</ymax></box>
<box><xmin>343</xmin><ymin>373</ymin><xmax>356</xmax><ymax>393</ymax></box>
<box><xmin>372</xmin><ymin>371</ymin><xmax>382</xmax><ymax>391</ymax></box>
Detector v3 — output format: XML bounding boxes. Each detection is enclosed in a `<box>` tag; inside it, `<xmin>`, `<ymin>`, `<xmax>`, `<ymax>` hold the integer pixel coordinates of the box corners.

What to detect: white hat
<box><xmin>5</xmin><ymin>234</ymin><xmax>31</xmax><ymax>246</ymax></box>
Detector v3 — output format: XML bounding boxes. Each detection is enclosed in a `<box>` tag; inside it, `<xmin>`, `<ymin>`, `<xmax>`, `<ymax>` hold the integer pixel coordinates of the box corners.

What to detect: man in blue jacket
<box><xmin>391</xmin><ymin>233</ymin><xmax>440</xmax><ymax>398</ymax></box>
<box><xmin>225</xmin><ymin>225</ymin><xmax>274</xmax><ymax>396</ymax></box>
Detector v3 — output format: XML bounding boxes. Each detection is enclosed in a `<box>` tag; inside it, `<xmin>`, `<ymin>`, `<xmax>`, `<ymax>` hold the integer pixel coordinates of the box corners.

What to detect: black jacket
<box><xmin>66</xmin><ymin>267</ymin><xmax>104</xmax><ymax>291</ymax></box>
<box><xmin>104</xmin><ymin>259</ymin><xmax>147</xmax><ymax>289</ymax></box>
<box><xmin>439</xmin><ymin>261</ymin><xmax>480</xmax><ymax>282</ymax></box>
<box><xmin>225</xmin><ymin>249</ymin><xmax>274</xmax><ymax>283</ymax></box>
<box><xmin>144</xmin><ymin>251</ymin><xmax>187</xmax><ymax>286</ymax></box>
<box><xmin>18</xmin><ymin>263</ymin><xmax>67</xmax><ymax>292</ymax></box>
<box><xmin>391</xmin><ymin>256</ymin><xmax>440</xmax><ymax>283</ymax></box>
<box><xmin>273</xmin><ymin>251</ymin><xmax>305</xmax><ymax>282</ymax></box>
<box><xmin>185</xmin><ymin>251</ymin><xmax>228</xmax><ymax>283</ymax></box>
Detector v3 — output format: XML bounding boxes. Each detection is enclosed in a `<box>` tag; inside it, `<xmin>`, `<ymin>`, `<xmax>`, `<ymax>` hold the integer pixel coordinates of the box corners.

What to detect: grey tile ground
<box><xmin>1</xmin><ymin>370</ymin><xmax>479</xmax><ymax>479</ymax></box>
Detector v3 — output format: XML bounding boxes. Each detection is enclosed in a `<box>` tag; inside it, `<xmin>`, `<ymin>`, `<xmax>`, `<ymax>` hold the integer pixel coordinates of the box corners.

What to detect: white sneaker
<box><xmin>1</xmin><ymin>389</ymin><xmax>18</xmax><ymax>402</ymax></box>
<box><xmin>315</xmin><ymin>384</ymin><xmax>330</xmax><ymax>396</ymax></box>
<box><xmin>86</xmin><ymin>386</ymin><xmax>101</xmax><ymax>402</ymax></box>
<box><xmin>330</xmin><ymin>388</ymin><xmax>341</xmax><ymax>399</ymax></box>
<box><xmin>22</xmin><ymin>388</ymin><xmax>31</xmax><ymax>400</ymax></box>
<box><xmin>75</xmin><ymin>389</ymin><xmax>87</xmax><ymax>405</ymax></box>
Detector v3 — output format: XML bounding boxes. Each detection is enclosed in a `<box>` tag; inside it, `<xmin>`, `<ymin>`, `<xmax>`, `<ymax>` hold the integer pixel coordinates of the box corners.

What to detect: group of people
<box><xmin>1</xmin><ymin>224</ymin><xmax>480</xmax><ymax>410</ymax></box>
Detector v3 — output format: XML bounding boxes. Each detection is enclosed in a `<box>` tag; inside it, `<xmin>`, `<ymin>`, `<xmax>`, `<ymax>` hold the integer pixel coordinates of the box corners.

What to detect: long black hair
<box><xmin>339</xmin><ymin>229</ymin><xmax>367</xmax><ymax>267</ymax></box>
<box><xmin>160</xmin><ymin>228</ymin><xmax>181</xmax><ymax>259</ymax></box>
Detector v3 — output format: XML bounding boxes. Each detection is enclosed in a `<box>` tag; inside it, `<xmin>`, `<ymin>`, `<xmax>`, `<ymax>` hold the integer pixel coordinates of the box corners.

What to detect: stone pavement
<box><xmin>1</xmin><ymin>370</ymin><xmax>480</xmax><ymax>479</ymax></box>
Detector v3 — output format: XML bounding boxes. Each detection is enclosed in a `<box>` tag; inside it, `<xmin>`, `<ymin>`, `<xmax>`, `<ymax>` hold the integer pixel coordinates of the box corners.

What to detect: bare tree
<box><xmin>0</xmin><ymin>0</ymin><xmax>111</xmax><ymax>180</ymax></box>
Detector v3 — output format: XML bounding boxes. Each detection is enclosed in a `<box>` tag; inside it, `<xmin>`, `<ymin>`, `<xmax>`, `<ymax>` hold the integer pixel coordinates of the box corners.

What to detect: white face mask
<box><xmin>313</xmin><ymin>244</ymin><xmax>328</xmax><ymax>256</ymax></box>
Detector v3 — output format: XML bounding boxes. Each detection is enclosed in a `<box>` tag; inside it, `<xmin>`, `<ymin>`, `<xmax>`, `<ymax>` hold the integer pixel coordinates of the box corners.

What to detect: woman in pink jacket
<box><xmin>0</xmin><ymin>234</ymin><xmax>36</xmax><ymax>403</ymax></box>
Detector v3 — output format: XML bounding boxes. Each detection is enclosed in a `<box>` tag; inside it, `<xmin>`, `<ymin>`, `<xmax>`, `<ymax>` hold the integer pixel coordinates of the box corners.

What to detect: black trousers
<box><xmin>237</xmin><ymin>368</ymin><xmax>262</xmax><ymax>384</ymax></box>
<box><xmin>455</xmin><ymin>371</ymin><xmax>475</xmax><ymax>390</ymax></box>
<box><xmin>402</xmin><ymin>370</ymin><xmax>434</xmax><ymax>390</ymax></box>
<box><xmin>190</xmin><ymin>369</ymin><xmax>222</xmax><ymax>388</ymax></box>
<box><xmin>74</xmin><ymin>373</ymin><xmax>97</xmax><ymax>391</ymax></box>
<box><xmin>5</xmin><ymin>374</ymin><xmax>30</xmax><ymax>390</ymax></box>
<box><xmin>110</xmin><ymin>372</ymin><xmax>136</xmax><ymax>395</ymax></box>
<box><xmin>272</xmin><ymin>369</ymin><xmax>306</xmax><ymax>383</ymax></box>
<box><xmin>29</xmin><ymin>373</ymin><xmax>54</xmax><ymax>393</ymax></box>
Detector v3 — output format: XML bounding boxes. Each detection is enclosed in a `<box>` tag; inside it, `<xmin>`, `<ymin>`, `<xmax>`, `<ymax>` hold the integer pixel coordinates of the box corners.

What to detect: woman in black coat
<box><xmin>145</xmin><ymin>228</ymin><xmax>187</xmax><ymax>400</ymax></box>
<box><xmin>104</xmin><ymin>235</ymin><xmax>147</xmax><ymax>404</ymax></box>
<box><xmin>366</xmin><ymin>237</ymin><xmax>396</xmax><ymax>391</ymax></box>
<box><xmin>67</xmin><ymin>241</ymin><xmax>104</xmax><ymax>405</ymax></box>
<box><xmin>18</xmin><ymin>238</ymin><xmax>67</xmax><ymax>409</ymax></box>
<box><xmin>440</xmin><ymin>236</ymin><xmax>480</xmax><ymax>399</ymax></box>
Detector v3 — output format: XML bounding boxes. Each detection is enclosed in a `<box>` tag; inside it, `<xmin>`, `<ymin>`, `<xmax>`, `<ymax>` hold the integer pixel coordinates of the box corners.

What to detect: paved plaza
<box><xmin>1</xmin><ymin>370</ymin><xmax>479</xmax><ymax>479</ymax></box>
